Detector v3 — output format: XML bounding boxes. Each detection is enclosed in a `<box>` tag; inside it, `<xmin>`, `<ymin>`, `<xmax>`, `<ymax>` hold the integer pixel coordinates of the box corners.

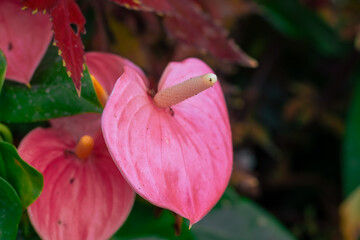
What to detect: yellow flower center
<box><xmin>91</xmin><ymin>75</ymin><xmax>108</xmax><ymax>107</ymax></box>
<box><xmin>75</xmin><ymin>135</ymin><xmax>94</xmax><ymax>160</ymax></box>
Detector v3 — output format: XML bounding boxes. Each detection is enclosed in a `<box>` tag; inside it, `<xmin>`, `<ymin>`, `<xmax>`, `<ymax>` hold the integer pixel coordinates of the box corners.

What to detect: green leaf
<box><xmin>0</xmin><ymin>49</ymin><xmax>6</xmax><ymax>94</ymax></box>
<box><xmin>117</xmin><ymin>238</ymin><xmax>166</xmax><ymax>240</ymax></box>
<box><xmin>0</xmin><ymin>123</ymin><xmax>13</xmax><ymax>143</ymax></box>
<box><xmin>343</xmin><ymin>76</ymin><xmax>360</xmax><ymax>196</ymax></box>
<box><xmin>0</xmin><ymin>177</ymin><xmax>22</xmax><ymax>240</ymax></box>
<box><xmin>254</xmin><ymin>0</ymin><xmax>346</xmax><ymax>55</ymax></box>
<box><xmin>0</xmin><ymin>142</ymin><xmax>43</xmax><ymax>208</ymax></box>
<box><xmin>112</xmin><ymin>198</ymin><xmax>194</xmax><ymax>240</ymax></box>
<box><xmin>0</xmin><ymin>46</ymin><xmax>102</xmax><ymax>123</ymax></box>
<box><xmin>16</xmin><ymin>211</ymin><xmax>41</xmax><ymax>240</ymax></box>
<box><xmin>191</xmin><ymin>188</ymin><xmax>295</xmax><ymax>240</ymax></box>
<box><xmin>113</xmin><ymin>188</ymin><xmax>295</xmax><ymax>240</ymax></box>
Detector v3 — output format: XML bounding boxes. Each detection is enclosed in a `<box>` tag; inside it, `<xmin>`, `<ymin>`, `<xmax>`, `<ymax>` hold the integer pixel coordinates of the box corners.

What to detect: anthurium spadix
<box><xmin>0</xmin><ymin>0</ymin><xmax>52</xmax><ymax>84</ymax></box>
<box><xmin>18</xmin><ymin>113</ymin><xmax>135</xmax><ymax>240</ymax></box>
<box><xmin>102</xmin><ymin>58</ymin><xmax>233</xmax><ymax>225</ymax></box>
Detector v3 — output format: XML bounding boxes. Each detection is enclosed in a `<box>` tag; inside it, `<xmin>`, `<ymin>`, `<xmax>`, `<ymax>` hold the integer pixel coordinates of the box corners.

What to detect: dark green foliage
<box><xmin>0</xmin><ymin>47</ymin><xmax>102</xmax><ymax>123</ymax></box>
<box><xmin>0</xmin><ymin>177</ymin><xmax>22</xmax><ymax>240</ymax></box>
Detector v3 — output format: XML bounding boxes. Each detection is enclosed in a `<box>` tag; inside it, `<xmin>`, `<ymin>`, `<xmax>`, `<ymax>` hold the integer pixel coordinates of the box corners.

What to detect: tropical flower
<box><xmin>0</xmin><ymin>0</ymin><xmax>52</xmax><ymax>84</ymax></box>
<box><xmin>19</xmin><ymin>52</ymin><xmax>232</xmax><ymax>239</ymax></box>
<box><xmin>101</xmin><ymin>57</ymin><xmax>233</xmax><ymax>226</ymax></box>
<box><xmin>17</xmin><ymin>52</ymin><xmax>137</xmax><ymax>240</ymax></box>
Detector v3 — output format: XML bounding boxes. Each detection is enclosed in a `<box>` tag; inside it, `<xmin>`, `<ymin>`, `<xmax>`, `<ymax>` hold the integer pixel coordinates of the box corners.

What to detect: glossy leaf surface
<box><xmin>0</xmin><ymin>142</ymin><xmax>43</xmax><ymax>208</ymax></box>
<box><xmin>112</xmin><ymin>199</ymin><xmax>194</xmax><ymax>240</ymax></box>
<box><xmin>192</xmin><ymin>189</ymin><xmax>295</xmax><ymax>240</ymax></box>
<box><xmin>0</xmin><ymin>49</ymin><xmax>102</xmax><ymax>123</ymax></box>
<box><xmin>0</xmin><ymin>177</ymin><xmax>22</xmax><ymax>240</ymax></box>
<box><xmin>113</xmin><ymin>188</ymin><xmax>295</xmax><ymax>240</ymax></box>
<box><xmin>0</xmin><ymin>50</ymin><xmax>5</xmax><ymax>94</ymax></box>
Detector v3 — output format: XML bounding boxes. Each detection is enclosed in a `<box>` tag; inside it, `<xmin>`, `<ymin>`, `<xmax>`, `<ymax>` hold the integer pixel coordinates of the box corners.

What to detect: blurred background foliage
<box><xmin>6</xmin><ymin>0</ymin><xmax>360</xmax><ymax>239</ymax></box>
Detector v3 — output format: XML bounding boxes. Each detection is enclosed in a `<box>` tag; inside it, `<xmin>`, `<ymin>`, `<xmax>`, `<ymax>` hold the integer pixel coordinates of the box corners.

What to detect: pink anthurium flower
<box><xmin>17</xmin><ymin>53</ymin><xmax>138</xmax><ymax>240</ymax></box>
<box><xmin>0</xmin><ymin>0</ymin><xmax>52</xmax><ymax>84</ymax></box>
<box><xmin>85</xmin><ymin>52</ymin><xmax>146</xmax><ymax>96</ymax></box>
<box><xmin>18</xmin><ymin>113</ymin><xmax>135</xmax><ymax>240</ymax></box>
<box><xmin>102</xmin><ymin>58</ymin><xmax>233</xmax><ymax>225</ymax></box>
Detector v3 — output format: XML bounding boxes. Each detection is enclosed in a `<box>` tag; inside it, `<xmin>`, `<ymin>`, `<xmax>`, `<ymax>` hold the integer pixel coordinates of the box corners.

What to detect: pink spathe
<box><xmin>18</xmin><ymin>113</ymin><xmax>135</xmax><ymax>240</ymax></box>
<box><xmin>17</xmin><ymin>52</ymin><xmax>139</xmax><ymax>239</ymax></box>
<box><xmin>102</xmin><ymin>58</ymin><xmax>233</xmax><ymax>225</ymax></box>
<box><xmin>85</xmin><ymin>52</ymin><xmax>146</xmax><ymax>94</ymax></box>
<box><xmin>0</xmin><ymin>0</ymin><xmax>53</xmax><ymax>84</ymax></box>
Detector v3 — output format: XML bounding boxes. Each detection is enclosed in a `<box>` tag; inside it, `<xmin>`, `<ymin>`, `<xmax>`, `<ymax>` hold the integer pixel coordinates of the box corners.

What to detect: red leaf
<box><xmin>51</xmin><ymin>0</ymin><xmax>85</xmax><ymax>92</ymax></box>
<box><xmin>164</xmin><ymin>0</ymin><xmax>257</xmax><ymax>67</ymax></box>
<box><xmin>111</xmin><ymin>0</ymin><xmax>257</xmax><ymax>67</ymax></box>
<box><xmin>22</xmin><ymin>0</ymin><xmax>85</xmax><ymax>92</ymax></box>
<box><xmin>110</xmin><ymin>0</ymin><xmax>142</xmax><ymax>9</ymax></box>
<box><xmin>111</xmin><ymin>0</ymin><xmax>173</xmax><ymax>13</ymax></box>
<box><xmin>22</xmin><ymin>0</ymin><xmax>54</xmax><ymax>12</ymax></box>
